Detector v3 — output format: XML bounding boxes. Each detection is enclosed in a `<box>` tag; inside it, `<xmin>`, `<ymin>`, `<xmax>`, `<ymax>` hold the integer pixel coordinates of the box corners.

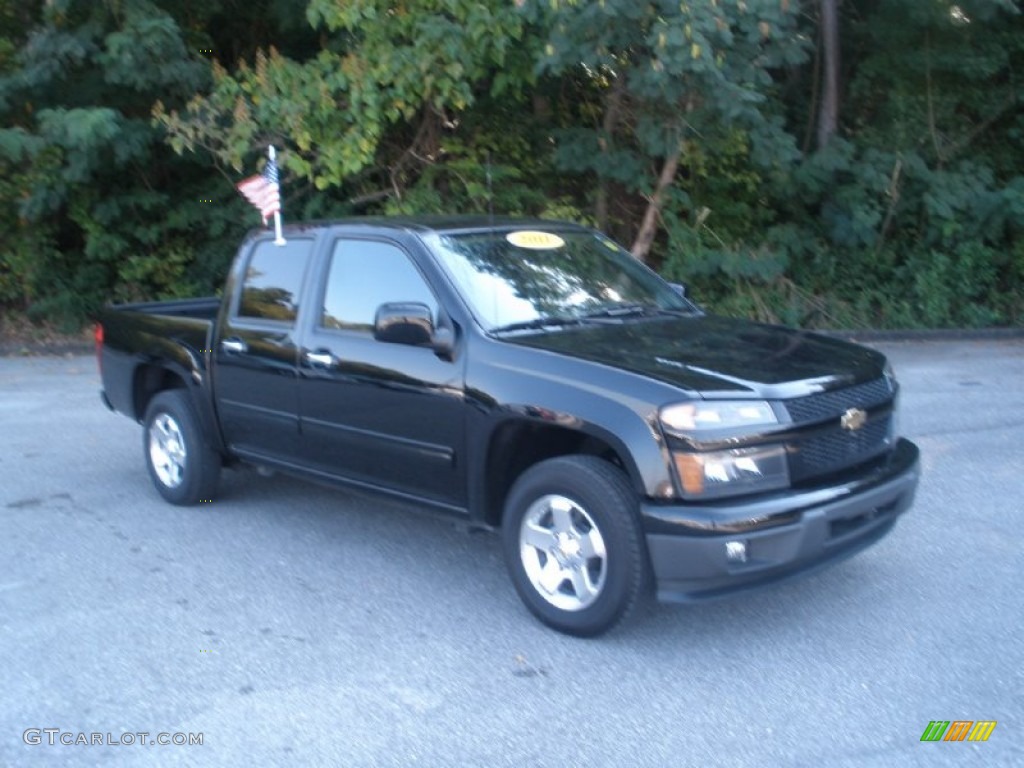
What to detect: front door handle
<box><xmin>221</xmin><ymin>338</ymin><xmax>247</xmax><ymax>354</ymax></box>
<box><xmin>306</xmin><ymin>350</ymin><xmax>336</xmax><ymax>367</ymax></box>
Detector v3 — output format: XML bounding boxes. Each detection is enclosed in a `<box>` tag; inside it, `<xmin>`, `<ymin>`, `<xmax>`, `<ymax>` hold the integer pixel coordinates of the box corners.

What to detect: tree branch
<box><xmin>816</xmin><ymin>0</ymin><xmax>840</xmax><ymax>150</ymax></box>
<box><xmin>630</xmin><ymin>142</ymin><xmax>682</xmax><ymax>263</ymax></box>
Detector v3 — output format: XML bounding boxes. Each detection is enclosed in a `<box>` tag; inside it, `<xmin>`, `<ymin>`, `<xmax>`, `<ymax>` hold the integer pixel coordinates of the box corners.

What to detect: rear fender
<box><xmin>131</xmin><ymin>344</ymin><xmax>224</xmax><ymax>454</ymax></box>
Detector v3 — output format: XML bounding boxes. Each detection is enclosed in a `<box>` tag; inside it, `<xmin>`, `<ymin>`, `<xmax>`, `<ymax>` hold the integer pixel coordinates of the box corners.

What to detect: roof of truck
<box><xmin>250</xmin><ymin>215</ymin><xmax>591</xmax><ymax>238</ymax></box>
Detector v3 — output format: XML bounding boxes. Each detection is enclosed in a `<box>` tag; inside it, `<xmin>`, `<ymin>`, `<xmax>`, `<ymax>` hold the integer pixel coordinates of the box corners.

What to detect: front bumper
<box><xmin>642</xmin><ymin>438</ymin><xmax>920</xmax><ymax>603</ymax></box>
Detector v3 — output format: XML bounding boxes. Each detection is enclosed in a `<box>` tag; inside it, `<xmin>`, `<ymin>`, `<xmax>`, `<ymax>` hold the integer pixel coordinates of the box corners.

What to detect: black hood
<box><xmin>505</xmin><ymin>315</ymin><xmax>886</xmax><ymax>399</ymax></box>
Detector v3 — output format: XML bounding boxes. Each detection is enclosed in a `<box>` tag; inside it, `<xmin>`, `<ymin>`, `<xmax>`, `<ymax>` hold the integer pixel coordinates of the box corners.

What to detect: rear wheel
<box><xmin>502</xmin><ymin>455</ymin><xmax>647</xmax><ymax>636</ymax></box>
<box><xmin>143</xmin><ymin>390</ymin><xmax>220</xmax><ymax>505</ymax></box>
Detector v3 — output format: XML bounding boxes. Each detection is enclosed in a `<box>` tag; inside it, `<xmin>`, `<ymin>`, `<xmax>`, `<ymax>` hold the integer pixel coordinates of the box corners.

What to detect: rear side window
<box><xmin>237</xmin><ymin>239</ymin><xmax>313</xmax><ymax>323</ymax></box>
<box><xmin>321</xmin><ymin>239</ymin><xmax>437</xmax><ymax>332</ymax></box>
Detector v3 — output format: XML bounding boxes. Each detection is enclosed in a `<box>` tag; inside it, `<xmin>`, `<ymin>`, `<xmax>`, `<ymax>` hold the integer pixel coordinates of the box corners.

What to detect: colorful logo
<box><xmin>921</xmin><ymin>720</ymin><xmax>997</xmax><ymax>742</ymax></box>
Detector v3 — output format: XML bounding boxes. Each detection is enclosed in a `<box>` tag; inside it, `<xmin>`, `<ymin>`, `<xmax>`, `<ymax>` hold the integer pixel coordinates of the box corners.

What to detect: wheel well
<box><xmin>483</xmin><ymin>420</ymin><xmax>632</xmax><ymax>528</ymax></box>
<box><xmin>133</xmin><ymin>364</ymin><xmax>187</xmax><ymax>421</ymax></box>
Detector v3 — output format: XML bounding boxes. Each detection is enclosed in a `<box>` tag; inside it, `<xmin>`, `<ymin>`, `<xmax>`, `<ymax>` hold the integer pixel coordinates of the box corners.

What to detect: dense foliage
<box><xmin>1</xmin><ymin>0</ymin><xmax>1021</xmax><ymax>330</ymax></box>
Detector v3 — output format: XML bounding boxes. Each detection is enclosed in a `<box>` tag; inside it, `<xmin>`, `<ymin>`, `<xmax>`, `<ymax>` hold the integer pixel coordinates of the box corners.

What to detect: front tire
<box><xmin>143</xmin><ymin>390</ymin><xmax>221</xmax><ymax>505</ymax></box>
<box><xmin>502</xmin><ymin>455</ymin><xmax>647</xmax><ymax>637</ymax></box>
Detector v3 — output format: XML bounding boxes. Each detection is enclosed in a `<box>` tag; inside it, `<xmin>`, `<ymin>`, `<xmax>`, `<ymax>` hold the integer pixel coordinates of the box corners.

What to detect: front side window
<box><xmin>237</xmin><ymin>239</ymin><xmax>313</xmax><ymax>323</ymax></box>
<box><xmin>321</xmin><ymin>239</ymin><xmax>437</xmax><ymax>332</ymax></box>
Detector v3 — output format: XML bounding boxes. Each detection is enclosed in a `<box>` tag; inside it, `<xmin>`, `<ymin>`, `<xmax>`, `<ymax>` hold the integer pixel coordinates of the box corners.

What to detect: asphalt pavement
<box><xmin>1</xmin><ymin>340</ymin><xmax>1021</xmax><ymax>767</ymax></box>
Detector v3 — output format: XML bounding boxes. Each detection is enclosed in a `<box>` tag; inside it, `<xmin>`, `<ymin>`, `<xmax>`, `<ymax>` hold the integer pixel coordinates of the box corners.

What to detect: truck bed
<box><xmin>98</xmin><ymin>297</ymin><xmax>221</xmax><ymax>421</ymax></box>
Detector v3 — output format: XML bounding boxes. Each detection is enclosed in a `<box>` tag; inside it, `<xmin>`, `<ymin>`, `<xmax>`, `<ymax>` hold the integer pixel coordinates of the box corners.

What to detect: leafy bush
<box><xmin>0</xmin><ymin>0</ymin><xmax>1021</xmax><ymax>332</ymax></box>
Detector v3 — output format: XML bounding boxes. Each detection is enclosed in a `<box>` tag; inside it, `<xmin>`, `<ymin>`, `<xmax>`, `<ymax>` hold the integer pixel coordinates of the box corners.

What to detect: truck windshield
<box><xmin>432</xmin><ymin>228</ymin><xmax>695</xmax><ymax>332</ymax></box>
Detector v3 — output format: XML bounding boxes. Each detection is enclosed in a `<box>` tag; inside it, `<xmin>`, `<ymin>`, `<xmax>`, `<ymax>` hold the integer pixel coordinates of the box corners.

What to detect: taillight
<box><xmin>94</xmin><ymin>323</ymin><xmax>104</xmax><ymax>376</ymax></box>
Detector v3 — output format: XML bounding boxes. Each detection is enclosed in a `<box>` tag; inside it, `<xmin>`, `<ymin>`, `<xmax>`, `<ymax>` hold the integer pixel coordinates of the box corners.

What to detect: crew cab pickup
<box><xmin>97</xmin><ymin>218</ymin><xmax>920</xmax><ymax>635</ymax></box>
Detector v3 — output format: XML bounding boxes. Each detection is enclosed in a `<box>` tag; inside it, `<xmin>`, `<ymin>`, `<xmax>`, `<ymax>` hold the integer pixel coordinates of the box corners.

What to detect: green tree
<box><xmin>792</xmin><ymin>0</ymin><xmax>1024</xmax><ymax>326</ymax></box>
<box><xmin>156</xmin><ymin>0</ymin><xmax>540</xmax><ymax>209</ymax></box>
<box><xmin>519</xmin><ymin>0</ymin><xmax>808</xmax><ymax>261</ymax></box>
<box><xmin>0</xmin><ymin>0</ymin><xmax>313</xmax><ymax>327</ymax></box>
<box><xmin>1</xmin><ymin>0</ymin><xmax>1021</xmax><ymax>333</ymax></box>
<box><xmin>658</xmin><ymin>0</ymin><xmax>1024</xmax><ymax>329</ymax></box>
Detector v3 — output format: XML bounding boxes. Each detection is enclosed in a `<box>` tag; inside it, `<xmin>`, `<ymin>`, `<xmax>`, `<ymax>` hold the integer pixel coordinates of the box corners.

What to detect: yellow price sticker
<box><xmin>506</xmin><ymin>231</ymin><xmax>566</xmax><ymax>250</ymax></box>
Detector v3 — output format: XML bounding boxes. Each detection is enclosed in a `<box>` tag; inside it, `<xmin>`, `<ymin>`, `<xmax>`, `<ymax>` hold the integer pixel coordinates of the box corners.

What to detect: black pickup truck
<box><xmin>97</xmin><ymin>217</ymin><xmax>920</xmax><ymax>636</ymax></box>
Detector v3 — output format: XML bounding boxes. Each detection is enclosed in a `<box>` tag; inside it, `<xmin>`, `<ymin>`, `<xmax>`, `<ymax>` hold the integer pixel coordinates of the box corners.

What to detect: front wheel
<box><xmin>143</xmin><ymin>390</ymin><xmax>221</xmax><ymax>505</ymax></box>
<box><xmin>502</xmin><ymin>455</ymin><xmax>648</xmax><ymax>637</ymax></box>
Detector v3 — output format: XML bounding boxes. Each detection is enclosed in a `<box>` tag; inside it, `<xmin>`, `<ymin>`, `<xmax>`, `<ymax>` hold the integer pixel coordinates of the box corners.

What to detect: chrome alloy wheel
<box><xmin>518</xmin><ymin>494</ymin><xmax>607</xmax><ymax>612</ymax></box>
<box><xmin>148</xmin><ymin>413</ymin><xmax>187</xmax><ymax>489</ymax></box>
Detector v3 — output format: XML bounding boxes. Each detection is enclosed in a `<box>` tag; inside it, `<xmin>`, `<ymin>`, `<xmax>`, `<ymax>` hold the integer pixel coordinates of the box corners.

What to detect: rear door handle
<box><xmin>221</xmin><ymin>338</ymin><xmax>247</xmax><ymax>354</ymax></box>
<box><xmin>306</xmin><ymin>350</ymin><xmax>336</xmax><ymax>367</ymax></box>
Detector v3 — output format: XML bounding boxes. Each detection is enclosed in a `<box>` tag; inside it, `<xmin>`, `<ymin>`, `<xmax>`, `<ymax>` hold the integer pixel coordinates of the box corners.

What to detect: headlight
<box><xmin>660</xmin><ymin>400</ymin><xmax>787</xmax><ymax>500</ymax></box>
<box><xmin>660</xmin><ymin>400</ymin><xmax>778</xmax><ymax>432</ymax></box>
<box><xmin>673</xmin><ymin>445</ymin><xmax>790</xmax><ymax>500</ymax></box>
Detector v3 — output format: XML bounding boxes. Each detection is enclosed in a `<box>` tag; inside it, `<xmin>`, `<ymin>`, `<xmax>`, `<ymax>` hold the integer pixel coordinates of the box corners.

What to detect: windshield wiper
<box><xmin>489</xmin><ymin>316</ymin><xmax>584</xmax><ymax>335</ymax></box>
<box><xmin>492</xmin><ymin>304</ymin><xmax>695</xmax><ymax>335</ymax></box>
<box><xmin>580</xmin><ymin>303</ymin><xmax>651</xmax><ymax>319</ymax></box>
<box><xmin>581</xmin><ymin>303</ymin><xmax>700</xmax><ymax>321</ymax></box>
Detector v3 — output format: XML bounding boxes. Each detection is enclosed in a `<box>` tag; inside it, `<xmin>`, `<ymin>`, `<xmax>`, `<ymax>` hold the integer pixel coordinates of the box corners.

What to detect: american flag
<box><xmin>236</xmin><ymin>154</ymin><xmax>281</xmax><ymax>223</ymax></box>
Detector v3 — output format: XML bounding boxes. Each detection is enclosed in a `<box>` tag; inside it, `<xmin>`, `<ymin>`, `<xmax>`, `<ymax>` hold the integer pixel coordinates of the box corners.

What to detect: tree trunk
<box><xmin>630</xmin><ymin>146</ymin><xmax>681</xmax><ymax>263</ymax></box>
<box><xmin>596</xmin><ymin>76</ymin><xmax>627</xmax><ymax>231</ymax></box>
<box><xmin>817</xmin><ymin>0</ymin><xmax>840</xmax><ymax>149</ymax></box>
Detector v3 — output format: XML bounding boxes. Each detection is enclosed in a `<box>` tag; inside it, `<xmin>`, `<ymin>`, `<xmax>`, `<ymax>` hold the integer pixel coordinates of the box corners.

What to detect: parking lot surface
<box><xmin>1</xmin><ymin>340</ymin><xmax>1021</xmax><ymax>766</ymax></box>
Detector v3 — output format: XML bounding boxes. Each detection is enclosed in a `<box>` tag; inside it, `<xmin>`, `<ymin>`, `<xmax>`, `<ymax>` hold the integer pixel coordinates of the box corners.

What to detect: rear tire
<box><xmin>143</xmin><ymin>390</ymin><xmax>221</xmax><ymax>505</ymax></box>
<box><xmin>502</xmin><ymin>455</ymin><xmax>647</xmax><ymax>637</ymax></box>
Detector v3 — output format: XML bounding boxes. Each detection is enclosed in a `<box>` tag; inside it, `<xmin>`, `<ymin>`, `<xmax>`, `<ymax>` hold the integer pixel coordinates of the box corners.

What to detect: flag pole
<box><xmin>268</xmin><ymin>145</ymin><xmax>286</xmax><ymax>246</ymax></box>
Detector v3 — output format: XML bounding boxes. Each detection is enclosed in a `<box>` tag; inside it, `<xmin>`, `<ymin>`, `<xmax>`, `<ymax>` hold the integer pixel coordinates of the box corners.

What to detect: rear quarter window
<box><xmin>237</xmin><ymin>239</ymin><xmax>314</xmax><ymax>323</ymax></box>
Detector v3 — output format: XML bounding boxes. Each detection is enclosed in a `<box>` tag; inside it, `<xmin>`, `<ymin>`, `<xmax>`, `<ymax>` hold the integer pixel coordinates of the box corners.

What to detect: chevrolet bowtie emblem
<box><xmin>841</xmin><ymin>407</ymin><xmax>867</xmax><ymax>431</ymax></box>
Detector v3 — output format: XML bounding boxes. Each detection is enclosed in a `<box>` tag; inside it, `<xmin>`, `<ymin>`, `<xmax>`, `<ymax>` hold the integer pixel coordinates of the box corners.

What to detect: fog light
<box><xmin>725</xmin><ymin>540</ymin><xmax>748</xmax><ymax>563</ymax></box>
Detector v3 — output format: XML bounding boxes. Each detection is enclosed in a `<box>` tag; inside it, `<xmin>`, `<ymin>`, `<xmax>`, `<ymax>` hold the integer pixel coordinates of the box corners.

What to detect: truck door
<box><xmin>296</xmin><ymin>236</ymin><xmax>467</xmax><ymax>510</ymax></box>
<box><xmin>214</xmin><ymin>237</ymin><xmax>314</xmax><ymax>462</ymax></box>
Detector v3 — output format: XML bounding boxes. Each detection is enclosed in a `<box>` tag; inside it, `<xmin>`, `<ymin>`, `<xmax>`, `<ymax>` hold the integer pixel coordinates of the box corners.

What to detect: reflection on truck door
<box><xmin>296</xmin><ymin>237</ymin><xmax>467</xmax><ymax>509</ymax></box>
<box><xmin>214</xmin><ymin>238</ymin><xmax>313</xmax><ymax>461</ymax></box>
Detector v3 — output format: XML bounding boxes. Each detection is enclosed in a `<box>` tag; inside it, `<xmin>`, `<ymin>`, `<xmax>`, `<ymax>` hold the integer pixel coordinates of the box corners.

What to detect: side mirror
<box><xmin>668</xmin><ymin>282</ymin><xmax>687</xmax><ymax>298</ymax></box>
<box><xmin>374</xmin><ymin>302</ymin><xmax>434</xmax><ymax>346</ymax></box>
<box><xmin>374</xmin><ymin>302</ymin><xmax>456</xmax><ymax>358</ymax></box>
